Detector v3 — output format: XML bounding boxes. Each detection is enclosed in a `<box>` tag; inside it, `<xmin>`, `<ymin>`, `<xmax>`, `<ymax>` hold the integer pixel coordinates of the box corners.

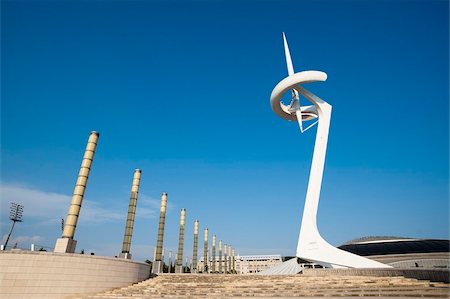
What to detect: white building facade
<box><xmin>198</xmin><ymin>254</ymin><xmax>283</xmax><ymax>274</ymax></box>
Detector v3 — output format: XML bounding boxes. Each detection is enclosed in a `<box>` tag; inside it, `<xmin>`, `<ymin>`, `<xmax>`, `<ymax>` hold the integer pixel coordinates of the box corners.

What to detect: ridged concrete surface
<box><xmin>303</xmin><ymin>268</ymin><xmax>450</xmax><ymax>283</ymax></box>
<box><xmin>0</xmin><ymin>251</ymin><xmax>150</xmax><ymax>299</ymax></box>
<box><xmin>80</xmin><ymin>274</ymin><xmax>450</xmax><ymax>298</ymax></box>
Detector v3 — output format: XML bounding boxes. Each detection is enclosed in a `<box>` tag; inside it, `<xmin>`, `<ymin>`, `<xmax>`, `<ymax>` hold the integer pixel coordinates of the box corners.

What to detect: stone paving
<box><xmin>81</xmin><ymin>274</ymin><xmax>450</xmax><ymax>298</ymax></box>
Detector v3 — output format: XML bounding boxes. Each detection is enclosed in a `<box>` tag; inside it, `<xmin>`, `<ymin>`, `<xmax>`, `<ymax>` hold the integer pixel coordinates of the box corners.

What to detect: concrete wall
<box><xmin>0</xmin><ymin>250</ymin><xmax>150</xmax><ymax>299</ymax></box>
<box><xmin>302</xmin><ymin>268</ymin><xmax>450</xmax><ymax>283</ymax></box>
<box><xmin>389</xmin><ymin>259</ymin><xmax>449</xmax><ymax>269</ymax></box>
<box><xmin>368</xmin><ymin>252</ymin><xmax>450</xmax><ymax>265</ymax></box>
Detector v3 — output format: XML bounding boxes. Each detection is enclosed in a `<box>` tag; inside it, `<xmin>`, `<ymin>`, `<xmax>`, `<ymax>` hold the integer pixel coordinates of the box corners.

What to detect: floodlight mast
<box><xmin>4</xmin><ymin>203</ymin><xmax>24</xmax><ymax>250</ymax></box>
<box><xmin>270</xmin><ymin>33</ymin><xmax>390</xmax><ymax>268</ymax></box>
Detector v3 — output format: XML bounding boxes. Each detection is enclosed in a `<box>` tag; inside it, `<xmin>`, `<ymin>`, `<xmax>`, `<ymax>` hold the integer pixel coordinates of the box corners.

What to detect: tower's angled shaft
<box><xmin>152</xmin><ymin>192</ymin><xmax>168</xmax><ymax>274</ymax></box>
<box><xmin>120</xmin><ymin>169</ymin><xmax>142</xmax><ymax>258</ymax></box>
<box><xmin>175</xmin><ymin>208</ymin><xmax>186</xmax><ymax>273</ymax></box>
<box><xmin>192</xmin><ymin>220</ymin><xmax>199</xmax><ymax>273</ymax></box>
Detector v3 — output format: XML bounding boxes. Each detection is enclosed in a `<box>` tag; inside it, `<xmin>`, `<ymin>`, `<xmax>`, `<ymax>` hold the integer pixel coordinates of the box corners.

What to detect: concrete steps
<box><xmin>81</xmin><ymin>274</ymin><xmax>450</xmax><ymax>298</ymax></box>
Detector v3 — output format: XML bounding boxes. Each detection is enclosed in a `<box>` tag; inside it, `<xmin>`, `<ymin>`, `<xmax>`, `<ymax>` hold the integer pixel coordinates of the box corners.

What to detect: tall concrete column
<box><xmin>150</xmin><ymin>246</ymin><xmax>156</xmax><ymax>273</ymax></box>
<box><xmin>224</xmin><ymin>244</ymin><xmax>228</xmax><ymax>273</ymax></box>
<box><xmin>120</xmin><ymin>169</ymin><xmax>142</xmax><ymax>259</ymax></box>
<box><xmin>55</xmin><ymin>131</ymin><xmax>99</xmax><ymax>253</ymax></box>
<box><xmin>168</xmin><ymin>251</ymin><xmax>173</xmax><ymax>273</ymax></box>
<box><xmin>203</xmin><ymin>228</ymin><xmax>208</xmax><ymax>273</ymax></box>
<box><xmin>228</xmin><ymin>245</ymin><xmax>232</xmax><ymax>273</ymax></box>
<box><xmin>211</xmin><ymin>235</ymin><xmax>216</xmax><ymax>273</ymax></box>
<box><xmin>191</xmin><ymin>220</ymin><xmax>199</xmax><ymax>273</ymax></box>
<box><xmin>218</xmin><ymin>240</ymin><xmax>223</xmax><ymax>273</ymax></box>
<box><xmin>232</xmin><ymin>248</ymin><xmax>236</xmax><ymax>273</ymax></box>
<box><xmin>162</xmin><ymin>248</ymin><xmax>165</xmax><ymax>272</ymax></box>
<box><xmin>152</xmin><ymin>192</ymin><xmax>168</xmax><ymax>274</ymax></box>
<box><xmin>175</xmin><ymin>208</ymin><xmax>186</xmax><ymax>273</ymax></box>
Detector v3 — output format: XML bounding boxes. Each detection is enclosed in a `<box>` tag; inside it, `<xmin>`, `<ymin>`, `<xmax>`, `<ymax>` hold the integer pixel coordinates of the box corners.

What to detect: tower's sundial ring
<box><xmin>270</xmin><ymin>70</ymin><xmax>327</xmax><ymax>122</ymax></box>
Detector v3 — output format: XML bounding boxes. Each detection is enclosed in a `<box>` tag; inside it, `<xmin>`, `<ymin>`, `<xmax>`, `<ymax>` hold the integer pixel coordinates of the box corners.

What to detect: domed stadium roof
<box><xmin>338</xmin><ymin>237</ymin><xmax>449</xmax><ymax>256</ymax></box>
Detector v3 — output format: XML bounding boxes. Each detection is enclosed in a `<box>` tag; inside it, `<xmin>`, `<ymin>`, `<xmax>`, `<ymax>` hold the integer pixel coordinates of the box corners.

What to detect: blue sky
<box><xmin>1</xmin><ymin>0</ymin><xmax>448</xmax><ymax>262</ymax></box>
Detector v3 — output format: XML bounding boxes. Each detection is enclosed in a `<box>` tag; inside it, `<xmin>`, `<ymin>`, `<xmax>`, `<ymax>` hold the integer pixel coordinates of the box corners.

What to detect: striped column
<box><xmin>192</xmin><ymin>220</ymin><xmax>199</xmax><ymax>273</ymax></box>
<box><xmin>120</xmin><ymin>169</ymin><xmax>142</xmax><ymax>258</ymax></box>
<box><xmin>62</xmin><ymin>131</ymin><xmax>99</xmax><ymax>240</ymax></box>
<box><xmin>152</xmin><ymin>192</ymin><xmax>168</xmax><ymax>274</ymax></box>
<box><xmin>211</xmin><ymin>235</ymin><xmax>216</xmax><ymax>273</ymax></box>
<box><xmin>203</xmin><ymin>228</ymin><xmax>209</xmax><ymax>273</ymax></box>
<box><xmin>218</xmin><ymin>240</ymin><xmax>223</xmax><ymax>273</ymax></box>
<box><xmin>175</xmin><ymin>208</ymin><xmax>186</xmax><ymax>273</ymax></box>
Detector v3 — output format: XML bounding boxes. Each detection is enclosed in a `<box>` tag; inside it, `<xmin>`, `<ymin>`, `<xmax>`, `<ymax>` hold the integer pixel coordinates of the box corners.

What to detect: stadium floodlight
<box><xmin>3</xmin><ymin>203</ymin><xmax>24</xmax><ymax>249</ymax></box>
<box><xmin>269</xmin><ymin>33</ymin><xmax>390</xmax><ymax>268</ymax></box>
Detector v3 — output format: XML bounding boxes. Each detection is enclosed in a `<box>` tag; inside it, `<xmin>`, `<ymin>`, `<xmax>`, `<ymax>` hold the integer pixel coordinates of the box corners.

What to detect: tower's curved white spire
<box><xmin>283</xmin><ymin>32</ymin><xmax>295</xmax><ymax>76</ymax></box>
<box><xmin>282</xmin><ymin>33</ymin><xmax>304</xmax><ymax>132</ymax></box>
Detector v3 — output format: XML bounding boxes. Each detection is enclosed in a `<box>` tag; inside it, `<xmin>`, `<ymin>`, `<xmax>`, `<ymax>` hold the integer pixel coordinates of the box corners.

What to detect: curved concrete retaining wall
<box><xmin>302</xmin><ymin>268</ymin><xmax>450</xmax><ymax>283</ymax></box>
<box><xmin>369</xmin><ymin>252</ymin><xmax>450</xmax><ymax>264</ymax></box>
<box><xmin>389</xmin><ymin>259</ymin><xmax>449</xmax><ymax>269</ymax></box>
<box><xmin>0</xmin><ymin>250</ymin><xmax>150</xmax><ymax>299</ymax></box>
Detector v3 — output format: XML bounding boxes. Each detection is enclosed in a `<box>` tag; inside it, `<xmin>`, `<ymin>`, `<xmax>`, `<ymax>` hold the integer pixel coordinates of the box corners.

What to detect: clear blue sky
<box><xmin>1</xmin><ymin>0</ymin><xmax>448</xmax><ymax>262</ymax></box>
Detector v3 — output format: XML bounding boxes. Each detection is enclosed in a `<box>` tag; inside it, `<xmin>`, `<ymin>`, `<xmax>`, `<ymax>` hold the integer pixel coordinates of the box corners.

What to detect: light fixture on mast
<box><xmin>3</xmin><ymin>203</ymin><xmax>24</xmax><ymax>250</ymax></box>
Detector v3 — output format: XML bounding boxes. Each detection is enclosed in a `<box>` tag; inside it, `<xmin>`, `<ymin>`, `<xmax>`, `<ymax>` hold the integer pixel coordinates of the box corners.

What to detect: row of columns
<box><xmin>55</xmin><ymin>131</ymin><xmax>147</xmax><ymax>257</ymax></box>
<box><xmin>53</xmin><ymin>131</ymin><xmax>237</xmax><ymax>274</ymax></box>
<box><xmin>152</xmin><ymin>192</ymin><xmax>236</xmax><ymax>274</ymax></box>
<box><xmin>203</xmin><ymin>237</ymin><xmax>236</xmax><ymax>274</ymax></box>
<box><xmin>165</xmin><ymin>250</ymin><xmax>193</xmax><ymax>273</ymax></box>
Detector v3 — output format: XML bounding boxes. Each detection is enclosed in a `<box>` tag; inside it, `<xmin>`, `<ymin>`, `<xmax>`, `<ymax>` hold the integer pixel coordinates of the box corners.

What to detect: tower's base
<box><xmin>152</xmin><ymin>260</ymin><xmax>164</xmax><ymax>274</ymax></box>
<box><xmin>54</xmin><ymin>238</ymin><xmax>77</xmax><ymax>253</ymax></box>
<box><xmin>119</xmin><ymin>252</ymin><xmax>132</xmax><ymax>259</ymax></box>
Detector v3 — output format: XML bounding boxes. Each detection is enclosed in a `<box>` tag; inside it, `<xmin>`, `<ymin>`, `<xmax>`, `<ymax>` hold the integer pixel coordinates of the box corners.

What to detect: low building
<box><xmin>236</xmin><ymin>255</ymin><xmax>283</xmax><ymax>274</ymax></box>
<box><xmin>197</xmin><ymin>254</ymin><xmax>283</xmax><ymax>274</ymax></box>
